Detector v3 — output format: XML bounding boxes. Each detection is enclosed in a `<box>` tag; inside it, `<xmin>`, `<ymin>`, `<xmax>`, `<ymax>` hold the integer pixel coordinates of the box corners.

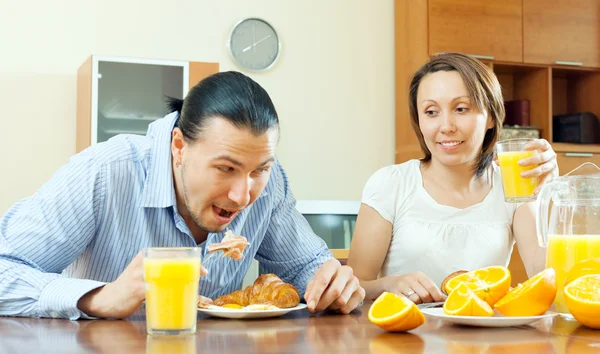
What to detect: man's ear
<box><xmin>171</xmin><ymin>128</ymin><xmax>186</xmax><ymax>164</ymax></box>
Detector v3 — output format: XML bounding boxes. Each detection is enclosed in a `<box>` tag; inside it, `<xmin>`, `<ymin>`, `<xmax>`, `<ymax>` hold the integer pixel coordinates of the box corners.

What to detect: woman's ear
<box><xmin>487</xmin><ymin>114</ymin><xmax>495</xmax><ymax>130</ymax></box>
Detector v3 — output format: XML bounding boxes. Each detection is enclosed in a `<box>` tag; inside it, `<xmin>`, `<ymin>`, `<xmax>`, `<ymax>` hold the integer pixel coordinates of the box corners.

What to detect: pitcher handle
<box><xmin>535</xmin><ymin>181</ymin><xmax>568</xmax><ymax>247</ymax></box>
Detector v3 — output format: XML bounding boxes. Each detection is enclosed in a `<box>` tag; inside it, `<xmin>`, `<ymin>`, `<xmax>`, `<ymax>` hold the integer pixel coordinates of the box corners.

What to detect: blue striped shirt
<box><xmin>0</xmin><ymin>113</ymin><xmax>331</xmax><ymax>320</ymax></box>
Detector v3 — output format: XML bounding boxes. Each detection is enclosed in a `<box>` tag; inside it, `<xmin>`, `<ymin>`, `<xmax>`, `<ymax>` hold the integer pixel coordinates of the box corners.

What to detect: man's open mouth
<box><xmin>214</xmin><ymin>206</ymin><xmax>236</xmax><ymax>218</ymax></box>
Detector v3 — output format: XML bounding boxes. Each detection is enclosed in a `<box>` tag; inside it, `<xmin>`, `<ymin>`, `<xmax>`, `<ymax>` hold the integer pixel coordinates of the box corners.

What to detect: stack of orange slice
<box><xmin>443</xmin><ymin>266</ymin><xmax>511</xmax><ymax>306</ymax></box>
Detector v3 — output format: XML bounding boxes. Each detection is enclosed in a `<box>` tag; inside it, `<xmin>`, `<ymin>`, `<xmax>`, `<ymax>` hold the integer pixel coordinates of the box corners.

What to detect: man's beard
<box><xmin>180</xmin><ymin>164</ymin><xmax>225</xmax><ymax>234</ymax></box>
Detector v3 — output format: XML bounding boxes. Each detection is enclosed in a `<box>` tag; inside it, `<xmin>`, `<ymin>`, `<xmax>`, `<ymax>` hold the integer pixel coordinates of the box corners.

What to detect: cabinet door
<box><xmin>556</xmin><ymin>151</ymin><xmax>600</xmax><ymax>175</ymax></box>
<box><xmin>96</xmin><ymin>61</ymin><xmax>185</xmax><ymax>144</ymax></box>
<box><xmin>428</xmin><ymin>0</ymin><xmax>523</xmax><ymax>62</ymax></box>
<box><xmin>524</xmin><ymin>0</ymin><xmax>600</xmax><ymax>67</ymax></box>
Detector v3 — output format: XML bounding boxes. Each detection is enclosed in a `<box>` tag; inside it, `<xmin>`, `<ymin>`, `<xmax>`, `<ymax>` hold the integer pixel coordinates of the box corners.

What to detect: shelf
<box><xmin>493</xmin><ymin>63</ymin><xmax>550</xmax><ymax>141</ymax></box>
<box><xmin>551</xmin><ymin>143</ymin><xmax>600</xmax><ymax>154</ymax></box>
<box><xmin>552</xmin><ymin>68</ymin><xmax>600</xmax><ymax>118</ymax></box>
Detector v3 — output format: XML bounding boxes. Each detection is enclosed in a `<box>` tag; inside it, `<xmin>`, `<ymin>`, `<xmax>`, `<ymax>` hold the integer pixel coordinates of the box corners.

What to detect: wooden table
<box><xmin>1</xmin><ymin>302</ymin><xmax>599</xmax><ymax>353</ymax></box>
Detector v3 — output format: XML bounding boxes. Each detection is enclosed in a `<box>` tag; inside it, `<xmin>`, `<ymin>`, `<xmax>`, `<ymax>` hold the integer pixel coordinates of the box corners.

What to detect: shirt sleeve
<box><xmin>256</xmin><ymin>159</ymin><xmax>332</xmax><ymax>297</ymax></box>
<box><xmin>361</xmin><ymin>165</ymin><xmax>400</xmax><ymax>223</ymax></box>
<box><xmin>0</xmin><ymin>150</ymin><xmax>107</xmax><ymax>320</ymax></box>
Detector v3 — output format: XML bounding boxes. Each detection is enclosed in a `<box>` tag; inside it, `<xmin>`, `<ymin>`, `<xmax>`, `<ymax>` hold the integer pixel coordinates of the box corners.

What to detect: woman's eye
<box><xmin>425</xmin><ymin>110</ymin><xmax>438</xmax><ymax>116</ymax></box>
<box><xmin>456</xmin><ymin>107</ymin><xmax>469</xmax><ymax>113</ymax></box>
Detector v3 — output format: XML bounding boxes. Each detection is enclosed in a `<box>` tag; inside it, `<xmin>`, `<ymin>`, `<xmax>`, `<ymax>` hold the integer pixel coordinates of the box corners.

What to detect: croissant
<box><xmin>214</xmin><ymin>274</ymin><xmax>300</xmax><ymax>308</ymax></box>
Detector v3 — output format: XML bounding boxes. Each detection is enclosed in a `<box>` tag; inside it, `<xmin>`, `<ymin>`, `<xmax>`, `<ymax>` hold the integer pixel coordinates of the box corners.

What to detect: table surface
<box><xmin>1</xmin><ymin>302</ymin><xmax>599</xmax><ymax>353</ymax></box>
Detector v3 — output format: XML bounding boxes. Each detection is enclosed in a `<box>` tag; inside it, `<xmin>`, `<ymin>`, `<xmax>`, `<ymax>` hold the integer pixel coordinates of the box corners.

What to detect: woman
<box><xmin>348</xmin><ymin>53</ymin><xmax>558</xmax><ymax>304</ymax></box>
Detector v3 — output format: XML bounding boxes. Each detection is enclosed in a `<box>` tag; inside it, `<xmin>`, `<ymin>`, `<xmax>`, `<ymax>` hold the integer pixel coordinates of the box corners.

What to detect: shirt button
<box><xmin>50</xmin><ymin>311</ymin><xmax>58</xmax><ymax>318</ymax></box>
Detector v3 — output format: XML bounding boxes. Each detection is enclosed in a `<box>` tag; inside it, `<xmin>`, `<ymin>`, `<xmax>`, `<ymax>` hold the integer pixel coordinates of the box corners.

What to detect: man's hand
<box><xmin>77</xmin><ymin>251</ymin><xmax>208</xmax><ymax>319</ymax></box>
<box><xmin>303</xmin><ymin>259</ymin><xmax>365</xmax><ymax>314</ymax></box>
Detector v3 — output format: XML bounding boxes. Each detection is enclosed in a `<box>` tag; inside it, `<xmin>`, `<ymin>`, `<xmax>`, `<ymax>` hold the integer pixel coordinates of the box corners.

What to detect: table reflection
<box><xmin>146</xmin><ymin>334</ymin><xmax>196</xmax><ymax>354</ymax></box>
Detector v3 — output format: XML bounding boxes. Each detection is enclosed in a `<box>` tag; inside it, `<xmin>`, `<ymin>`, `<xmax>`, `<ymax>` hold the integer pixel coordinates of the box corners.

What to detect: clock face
<box><xmin>229</xmin><ymin>18</ymin><xmax>280</xmax><ymax>72</ymax></box>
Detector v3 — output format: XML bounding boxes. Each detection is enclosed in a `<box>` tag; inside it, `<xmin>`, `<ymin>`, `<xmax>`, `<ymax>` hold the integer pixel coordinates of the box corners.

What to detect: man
<box><xmin>0</xmin><ymin>71</ymin><xmax>365</xmax><ymax>320</ymax></box>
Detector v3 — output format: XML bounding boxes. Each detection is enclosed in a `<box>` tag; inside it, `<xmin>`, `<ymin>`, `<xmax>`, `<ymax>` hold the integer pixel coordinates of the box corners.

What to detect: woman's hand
<box><xmin>518</xmin><ymin>138</ymin><xmax>558</xmax><ymax>194</ymax></box>
<box><xmin>382</xmin><ymin>272</ymin><xmax>445</xmax><ymax>304</ymax></box>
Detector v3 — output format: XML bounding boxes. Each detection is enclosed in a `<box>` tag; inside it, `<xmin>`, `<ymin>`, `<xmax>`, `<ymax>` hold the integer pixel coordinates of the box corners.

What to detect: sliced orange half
<box><xmin>368</xmin><ymin>292</ymin><xmax>425</xmax><ymax>332</ymax></box>
<box><xmin>443</xmin><ymin>283</ymin><xmax>494</xmax><ymax>317</ymax></box>
<box><xmin>494</xmin><ymin>268</ymin><xmax>557</xmax><ymax>316</ymax></box>
<box><xmin>564</xmin><ymin>274</ymin><xmax>600</xmax><ymax>329</ymax></box>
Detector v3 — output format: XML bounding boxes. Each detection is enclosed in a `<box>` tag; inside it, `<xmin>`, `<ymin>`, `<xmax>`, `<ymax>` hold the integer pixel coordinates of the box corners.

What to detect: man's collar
<box><xmin>139</xmin><ymin>112</ymin><xmax>179</xmax><ymax>208</ymax></box>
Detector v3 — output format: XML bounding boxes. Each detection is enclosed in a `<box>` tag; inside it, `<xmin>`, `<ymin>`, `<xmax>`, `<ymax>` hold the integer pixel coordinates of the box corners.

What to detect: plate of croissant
<box><xmin>198</xmin><ymin>274</ymin><xmax>307</xmax><ymax>319</ymax></box>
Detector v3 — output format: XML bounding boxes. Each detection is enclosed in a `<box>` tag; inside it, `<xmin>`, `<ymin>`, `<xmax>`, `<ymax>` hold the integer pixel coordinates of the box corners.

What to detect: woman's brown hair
<box><xmin>408</xmin><ymin>52</ymin><xmax>505</xmax><ymax>178</ymax></box>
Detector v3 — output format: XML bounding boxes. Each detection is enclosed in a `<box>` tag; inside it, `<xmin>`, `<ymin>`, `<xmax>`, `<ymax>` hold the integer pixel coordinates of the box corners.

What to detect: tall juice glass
<box><xmin>143</xmin><ymin>247</ymin><xmax>201</xmax><ymax>335</ymax></box>
<box><xmin>495</xmin><ymin>138</ymin><xmax>539</xmax><ymax>203</ymax></box>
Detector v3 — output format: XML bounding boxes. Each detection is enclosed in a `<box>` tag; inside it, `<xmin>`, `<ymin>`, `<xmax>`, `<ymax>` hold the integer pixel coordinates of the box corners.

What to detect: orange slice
<box><xmin>440</xmin><ymin>270</ymin><xmax>469</xmax><ymax>296</ymax></box>
<box><xmin>564</xmin><ymin>274</ymin><xmax>600</xmax><ymax>329</ymax></box>
<box><xmin>565</xmin><ymin>258</ymin><xmax>600</xmax><ymax>286</ymax></box>
<box><xmin>443</xmin><ymin>283</ymin><xmax>494</xmax><ymax>317</ymax></box>
<box><xmin>494</xmin><ymin>268</ymin><xmax>557</xmax><ymax>316</ymax></box>
<box><xmin>368</xmin><ymin>292</ymin><xmax>425</xmax><ymax>332</ymax></box>
<box><xmin>444</xmin><ymin>266</ymin><xmax>511</xmax><ymax>306</ymax></box>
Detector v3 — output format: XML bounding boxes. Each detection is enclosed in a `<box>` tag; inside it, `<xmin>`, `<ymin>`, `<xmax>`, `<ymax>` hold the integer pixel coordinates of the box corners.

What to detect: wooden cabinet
<box><xmin>76</xmin><ymin>56</ymin><xmax>218</xmax><ymax>152</ymax></box>
<box><xmin>523</xmin><ymin>0</ymin><xmax>600</xmax><ymax>67</ymax></box>
<box><xmin>395</xmin><ymin>0</ymin><xmax>600</xmax><ymax>167</ymax></box>
<box><xmin>428</xmin><ymin>0</ymin><xmax>523</xmax><ymax>62</ymax></box>
<box><xmin>556</xmin><ymin>151</ymin><xmax>600</xmax><ymax>175</ymax></box>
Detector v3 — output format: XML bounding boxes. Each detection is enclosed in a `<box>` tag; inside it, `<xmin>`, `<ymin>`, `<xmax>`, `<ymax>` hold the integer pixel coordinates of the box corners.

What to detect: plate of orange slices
<box><xmin>424</xmin><ymin>266</ymin><xmax>559</xmax><ymax>327</ymax></box>
<box><xmin>420</xmin><ymin>308</ymin><xmax>557</xmax><ymax>327</ymax></box>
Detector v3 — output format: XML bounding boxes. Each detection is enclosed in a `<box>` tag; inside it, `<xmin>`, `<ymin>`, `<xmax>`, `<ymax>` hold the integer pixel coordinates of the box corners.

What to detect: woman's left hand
<box><xmin>518</xmin><ymin>139</ymin><xmax>559</xmax><ymax>194</ymax></box>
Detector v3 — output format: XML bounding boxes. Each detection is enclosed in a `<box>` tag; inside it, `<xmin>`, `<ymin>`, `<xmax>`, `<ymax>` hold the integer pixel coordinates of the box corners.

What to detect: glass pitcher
<box><xmin>536</xmin><ymin>163</ymin><xmax>600</xmax><ymax>315</ymax></box>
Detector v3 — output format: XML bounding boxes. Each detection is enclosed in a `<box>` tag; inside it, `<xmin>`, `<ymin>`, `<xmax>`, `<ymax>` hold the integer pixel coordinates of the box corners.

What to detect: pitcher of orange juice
<box><xmin>536</xmin><ymin>163</ymin><xmax>600</xmax><ymax>316</ymax></box>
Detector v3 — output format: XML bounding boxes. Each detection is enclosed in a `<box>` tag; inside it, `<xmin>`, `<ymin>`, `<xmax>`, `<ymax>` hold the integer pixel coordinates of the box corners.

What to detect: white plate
<box><xmin>198</xmin><ymin>303</ymin><xmax>307</xmax><ymax>319</ymax></box>
<box><xmin>421</xmin><ymin>308</ymin><xmax>558</xmax><ymax>327</ymax></box>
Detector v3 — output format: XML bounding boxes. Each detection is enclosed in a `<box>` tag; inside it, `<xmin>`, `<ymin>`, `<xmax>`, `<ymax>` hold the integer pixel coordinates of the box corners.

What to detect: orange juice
<box><xmin>144</xmin><ymin>257</ymin><xmax>201</xmax><ymax>334</ymax></box>
<box><xmin>497</xmin><ymin>150</ymin><xmax>539</xmax><ymax>202</ymax></box>
<box><xmin>546</xmin><ymin>234</ymin><xmax>600</xmax><ymax>314</ymax></box>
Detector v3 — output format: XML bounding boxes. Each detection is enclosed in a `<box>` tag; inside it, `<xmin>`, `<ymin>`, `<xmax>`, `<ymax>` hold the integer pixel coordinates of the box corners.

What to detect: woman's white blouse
<box><xmin>361</xmin><ymin>159</ymin><xmax>519</xmax><ymax>287</ymax></box>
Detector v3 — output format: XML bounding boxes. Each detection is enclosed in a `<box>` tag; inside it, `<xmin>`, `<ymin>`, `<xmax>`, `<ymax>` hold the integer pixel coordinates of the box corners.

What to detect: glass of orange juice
<box><xmin>495</xmin><ymin>138</ymin><xmax>539</xmax><ymax>203</ymax></box>
<box><xmin>143</xmin><ymin>247</ymin><xmax>201</xmax><ymax>336</ymax></box>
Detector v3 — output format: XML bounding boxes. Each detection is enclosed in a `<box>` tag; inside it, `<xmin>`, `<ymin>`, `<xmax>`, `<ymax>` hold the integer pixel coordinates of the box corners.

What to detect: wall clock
<box><xmin>228</xmin><ymin>18</ymin><xmax>280</xmax><ymax>72</ymax></box>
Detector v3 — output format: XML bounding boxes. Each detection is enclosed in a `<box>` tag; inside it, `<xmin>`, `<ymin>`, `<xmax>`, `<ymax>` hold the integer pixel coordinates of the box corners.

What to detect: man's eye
<box><xmin>218</xmin><ymin>166</ymin><xmax>234</xmax><ymax>172</ymax></box>
<box><xmin>255</xmin><ymin>167</ymin><xmax>271</xmax><ymax>174</ymax></box>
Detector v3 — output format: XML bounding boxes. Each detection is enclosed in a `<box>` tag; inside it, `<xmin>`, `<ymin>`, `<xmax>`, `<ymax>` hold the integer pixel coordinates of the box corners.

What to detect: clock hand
<box><xmin>242</xmin><ymin>35</ymin><xmax>272</xmax><ymax>53</ymax></box>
